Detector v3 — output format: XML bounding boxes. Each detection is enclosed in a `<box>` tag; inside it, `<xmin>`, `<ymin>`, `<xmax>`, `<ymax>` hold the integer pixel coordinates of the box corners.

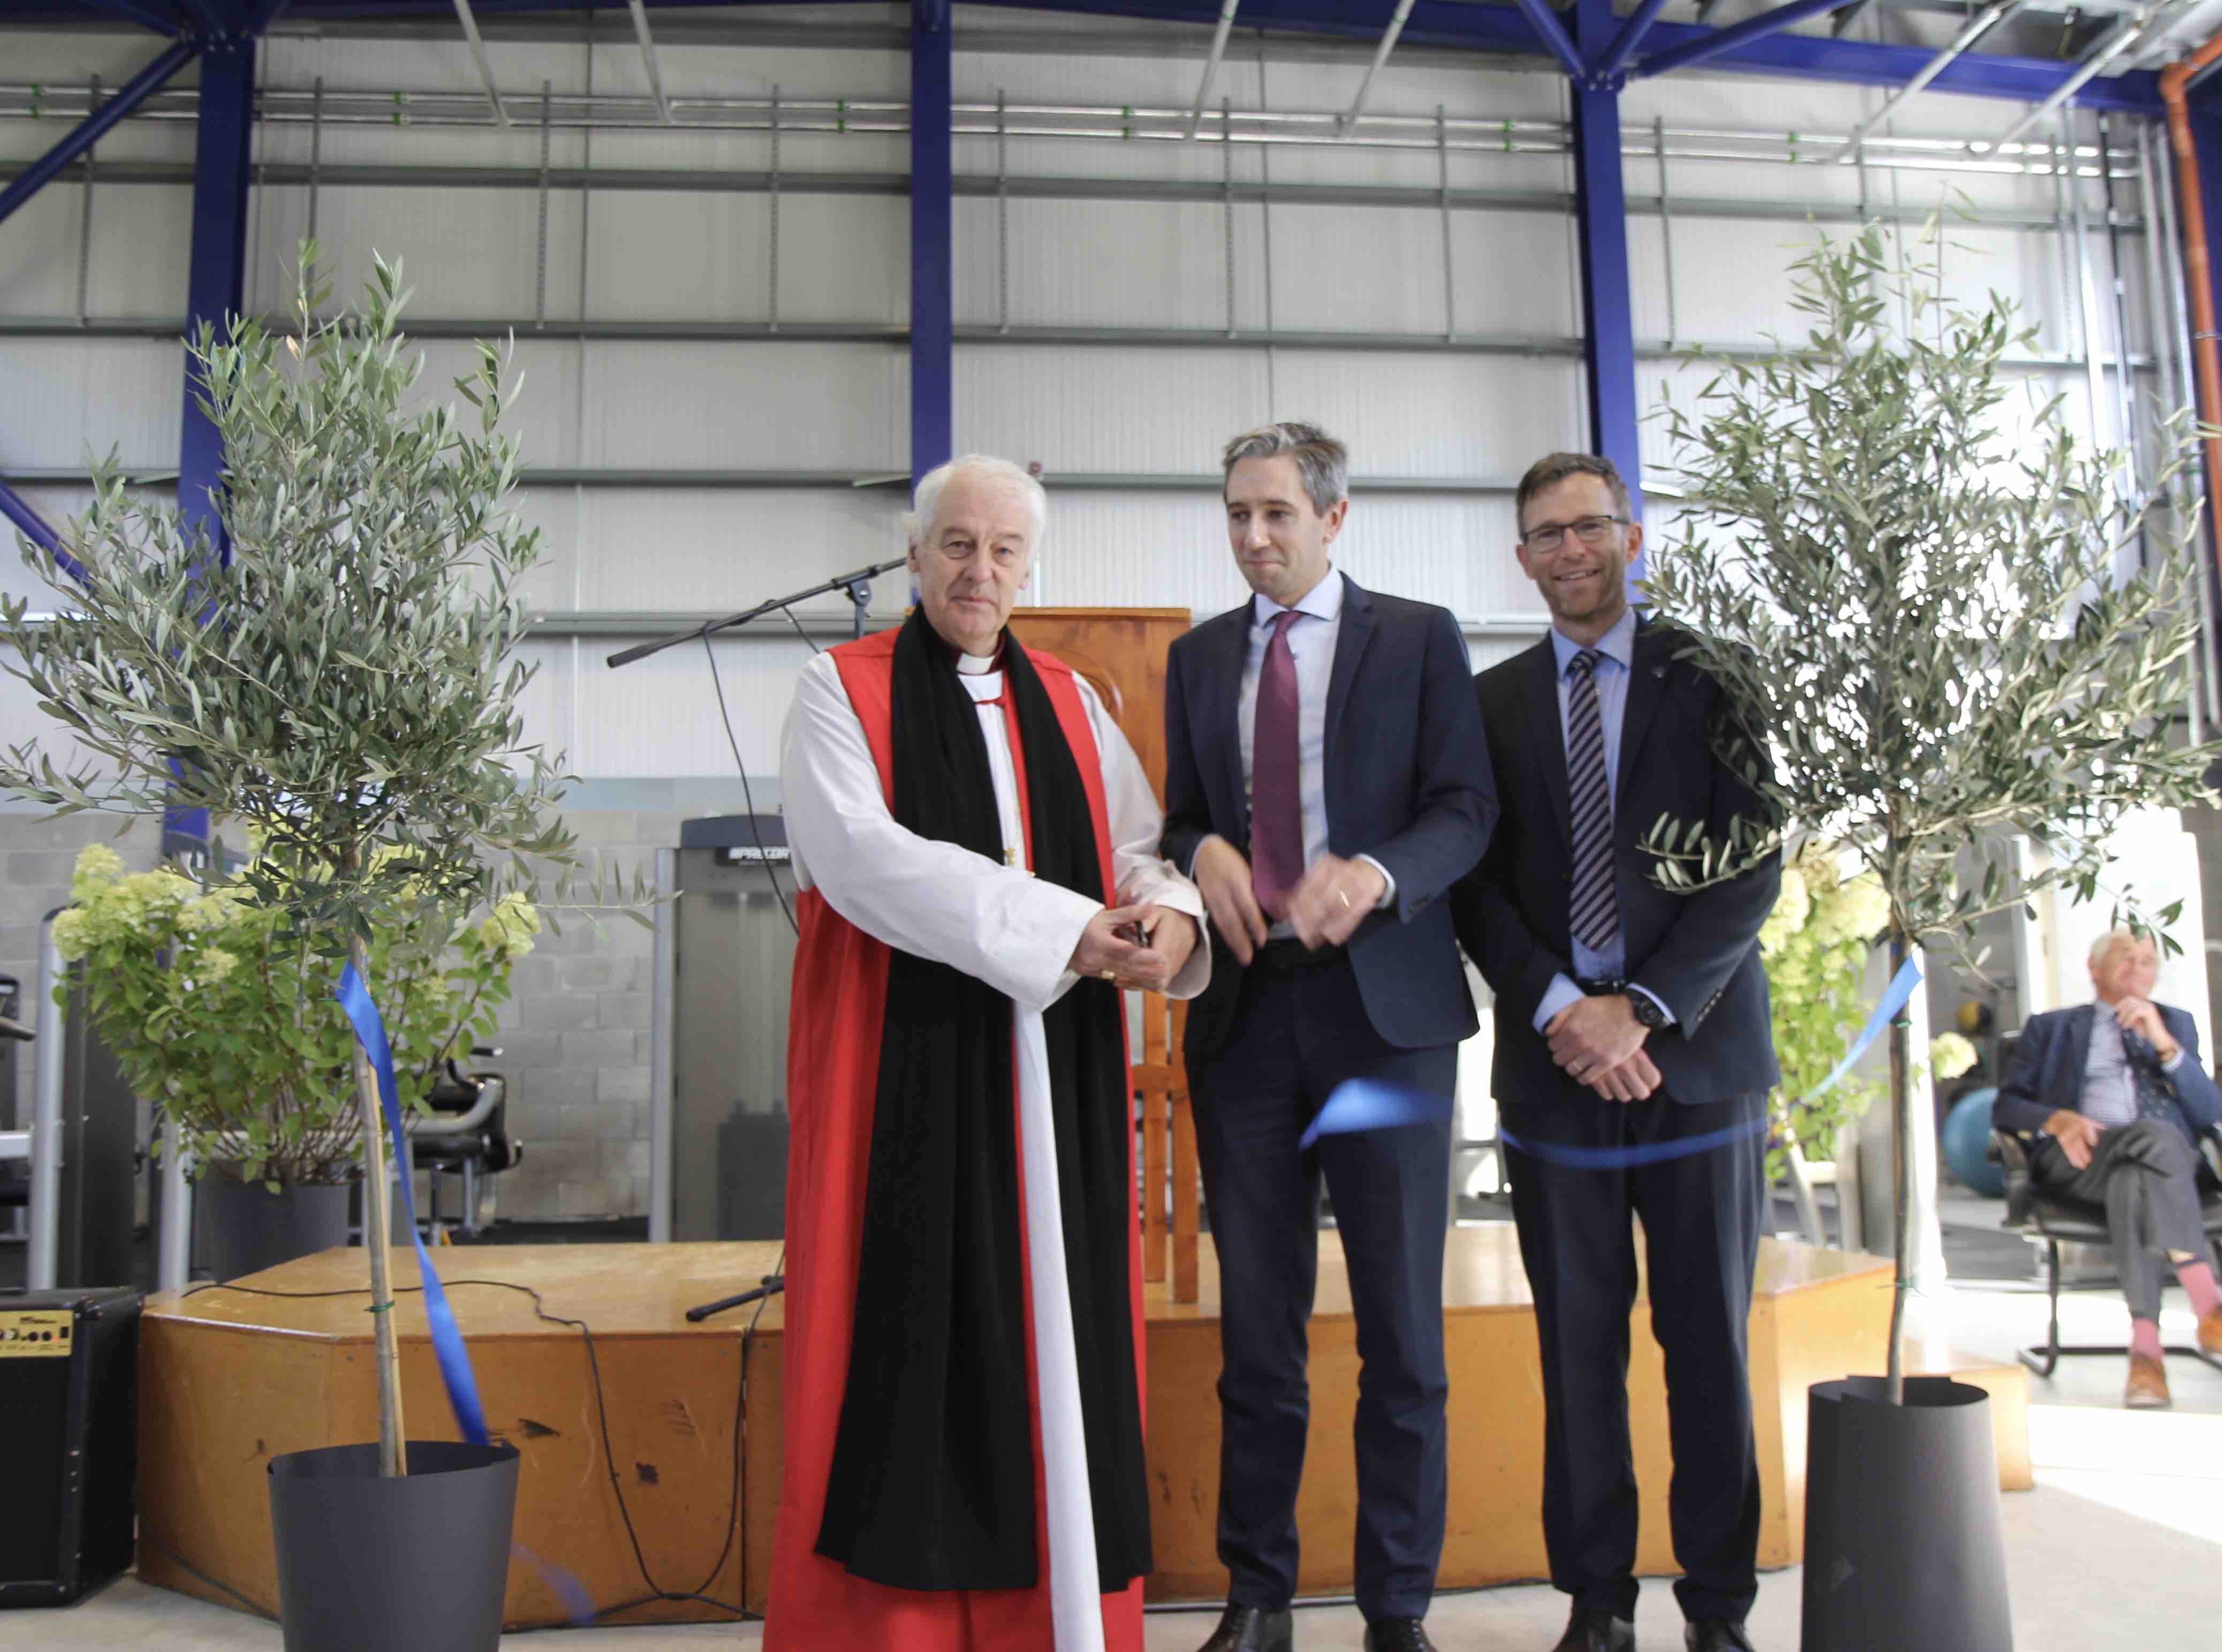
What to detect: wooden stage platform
<box><xmin>137</xmin><ymin>1229</ymin><xmax>2028</xmax><ymax>1631</ymax></box>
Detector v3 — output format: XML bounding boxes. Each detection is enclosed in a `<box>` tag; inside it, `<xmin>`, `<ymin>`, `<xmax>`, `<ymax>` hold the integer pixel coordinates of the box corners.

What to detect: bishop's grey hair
<box><xmin>907</xmin><ymin>455</ymin><xmax>1049</xmax><ymax>550</ymax></box>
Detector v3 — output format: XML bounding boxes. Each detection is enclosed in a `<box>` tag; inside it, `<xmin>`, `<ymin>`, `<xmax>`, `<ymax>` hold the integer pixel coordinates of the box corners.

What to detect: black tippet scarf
<box><xmin>815</xmin><ymin>610</ymin><xmax>1152</xmax><ymax>1595</ymax></box>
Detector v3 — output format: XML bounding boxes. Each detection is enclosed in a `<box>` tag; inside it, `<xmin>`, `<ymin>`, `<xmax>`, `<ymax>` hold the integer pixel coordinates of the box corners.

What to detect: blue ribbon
<box><xmin>336</xmin><ymin>962</ymin><xmax>490</xmax><ymax>1448</ymax></box>
<box><xmin>1300</xmin><ymin>958</ymin><xmax>1927</xmax><ymax>1172</ymax></box>
<box><xmin>1298</xmin><ymin>1076</ymin><xmax>1455</xmax><ymax>1152</ymax></box>
<box><xmin>1500</xmin><ymin>956</ymin><xmax>1927</xmax><ymax>1170</ymax></box>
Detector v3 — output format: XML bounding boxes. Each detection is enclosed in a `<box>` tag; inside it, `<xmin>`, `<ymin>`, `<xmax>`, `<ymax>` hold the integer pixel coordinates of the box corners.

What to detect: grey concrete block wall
<box><xmin>481</xmin><ymin>806</ymin><xmax>674</xmax><ymax>1223</ymax></box>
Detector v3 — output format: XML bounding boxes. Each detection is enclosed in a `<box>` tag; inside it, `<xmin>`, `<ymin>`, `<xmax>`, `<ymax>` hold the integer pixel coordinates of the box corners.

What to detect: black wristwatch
<box><xmin>1623</xmin><ymin>988</ymin><xmax>1670</xmax><ymax>1031</ymax></box>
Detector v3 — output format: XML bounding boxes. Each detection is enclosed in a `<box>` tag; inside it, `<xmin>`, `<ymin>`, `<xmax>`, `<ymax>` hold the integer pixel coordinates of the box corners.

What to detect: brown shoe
<box><xmin>2126</xmin><ymin>1353</ymin><xmax>2172</xmax><ymax>1409</ymax></box>
<box><xmin>2199</xmin><ymin>1307</ymin><xmax>2222</xmax><ymax>1358</ymax></box>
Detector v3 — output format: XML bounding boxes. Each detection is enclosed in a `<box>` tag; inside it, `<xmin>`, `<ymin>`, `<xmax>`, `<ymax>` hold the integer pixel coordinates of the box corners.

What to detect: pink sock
<box><xmin>2177</xmin><ymin>1261</ymin><xmax>2222</xmax><ymax>1320</ymax></box>
<box><xmin>2130</xmin><ymin>1319</ymin><xmax>2164</xmax><ymax>1360</ymax></box>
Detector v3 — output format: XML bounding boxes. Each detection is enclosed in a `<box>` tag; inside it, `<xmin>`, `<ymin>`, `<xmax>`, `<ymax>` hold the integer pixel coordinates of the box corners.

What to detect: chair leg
<box><xmin>462</xmin><ymin>1161</ymin><xmax>480</xmax><ymax>1237</ymax></box>
<box><xmin>2019</xmin><ymin>1237</ymin><xmax>2065</xmax><ymax>1379</ymax></box>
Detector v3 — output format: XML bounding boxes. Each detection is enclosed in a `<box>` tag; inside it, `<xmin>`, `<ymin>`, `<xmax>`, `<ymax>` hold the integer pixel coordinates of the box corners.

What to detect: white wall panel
<box><xmin>0</xmin><ymin>338</ymin><xmax>181</xmax><ymax>468</ymax></box>
<box><xmin>561</xmin><ymin>629</ymin><xmax>822</xmax><ymax>777</ymax></box>
<box><xmin>955</xmin><ymin>344</ymin><xmax>1268</xmax><ymax>473</ymax></box>
<box><xmin>955</xmin><ymin>195</ymin><xmax>1265</xmax><ymax>331</ymax></box>
<box><xmin>250</xmin><ymin>184</ymin><xmax>582</xmax><ymax>321</ymax></box>
<box><xmin>588</xmin><ymin>192</ymin><xmax>904</xmax><ymax>325</ymax></box>
<box><xmin>565</xmin><ymin>486</ymin><xmax>909</xmax><ymax>614</ymax></box>
<box><xmin>0</xmin><ymin>185</ymin><xmax>86</xmax><ymax>316</ymax></box>
<box><xmin>581</xmin><ymin>341</ymin><xmax>904</xmax><ymax>470</ymax></box>
<box><xmin>1267</xmin><ymin>353</ymin><xmax>1582</xmax><ymax>481</ymax></box>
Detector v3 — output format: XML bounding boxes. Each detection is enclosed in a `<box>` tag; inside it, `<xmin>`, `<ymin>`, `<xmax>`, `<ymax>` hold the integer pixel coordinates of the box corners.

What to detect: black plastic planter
<box><xmin>199</xmin><ymin>1176</ymin><xmax>350</xmax><ymax>1281</ymax></box>
<box><xmin>268</xmin><ymin>1441</ymin><xmax>519</xmax><ymax>1652</ymax></box>
<box><xmin>1801</xmin><ymin>1376</ymin><xmax>2012</xmax><ymax>1652</ymax></box>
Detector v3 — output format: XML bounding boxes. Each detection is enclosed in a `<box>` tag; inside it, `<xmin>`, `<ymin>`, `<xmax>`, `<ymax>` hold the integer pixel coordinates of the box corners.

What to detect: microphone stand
<box><xmin>603</xmin><ymin>556</ymin><xmax>907</xmax><ymax>670</ymax></box>
<box><xmin>613</xmin><ymin>562</ymin><xmax>901</xmax><ymax>1324</ymax></box>
<box><xmin>685</xmin><ymin>1274</ymin><xmax>785</xmax><ymax>1323</ymax></box>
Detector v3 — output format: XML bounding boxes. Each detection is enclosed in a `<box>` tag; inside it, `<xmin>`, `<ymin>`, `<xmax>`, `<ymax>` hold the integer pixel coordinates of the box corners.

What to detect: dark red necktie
<box><xmin>1250</xmin><ymin>610</ymin><xmax>1303</xmax><ymax>919</ymax></box>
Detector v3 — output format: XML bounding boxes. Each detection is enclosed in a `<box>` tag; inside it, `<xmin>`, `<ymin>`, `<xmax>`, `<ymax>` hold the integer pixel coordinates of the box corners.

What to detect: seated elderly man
<box><xmin>1993</xmin><ymin>928</ymin><xmax>2222</xmax><ymax>1407</ymax></box>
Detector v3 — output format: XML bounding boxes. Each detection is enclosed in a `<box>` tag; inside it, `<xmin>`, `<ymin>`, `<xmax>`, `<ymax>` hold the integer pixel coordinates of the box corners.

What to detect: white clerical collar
<box><xmin>1252</xmin><ymin>566</ymin><xmax>1344</xmax><ymax>630</ymax></box>
<box><xmin>955</xmin><ymin>648</ymin><xmax>999</xmax><ymax>675</ymax></box>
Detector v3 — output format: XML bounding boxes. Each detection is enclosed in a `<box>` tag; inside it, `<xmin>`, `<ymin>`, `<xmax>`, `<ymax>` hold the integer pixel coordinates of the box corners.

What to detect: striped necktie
<box><xmin>1566</xmin><ymin>648</ymin><xmax>1620</xmax><ymax>954</ymax></box>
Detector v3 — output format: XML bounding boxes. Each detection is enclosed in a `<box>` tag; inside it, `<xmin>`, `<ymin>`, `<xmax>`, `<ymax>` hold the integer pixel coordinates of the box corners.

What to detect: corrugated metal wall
<box><xmin>0</xmin><ymin>11</ymin><xmax>2177</xmax><ymax>783</ymax></box>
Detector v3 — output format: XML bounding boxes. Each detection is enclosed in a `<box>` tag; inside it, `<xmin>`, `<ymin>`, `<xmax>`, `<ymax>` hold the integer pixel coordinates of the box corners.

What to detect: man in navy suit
<box><xmin>1992</xmin><ymin>927</ymin><xmax>2222</xmax><ymax>1408</ymax></box>
<box><xmin>1451</xmin><ymin>453</ymin><xmax>1780</xmax><ymax>1652</ymax></box>
<box><xmin>1160</xmin><ymin>422</ymin><xmax>1496</xmax><ymax>1652</ymax></box>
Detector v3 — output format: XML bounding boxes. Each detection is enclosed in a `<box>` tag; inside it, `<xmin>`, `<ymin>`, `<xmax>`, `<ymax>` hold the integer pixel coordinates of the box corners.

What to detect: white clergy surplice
<box><xmin>779</xmin><ymin>644</ymin><xmax>1208</xmax><ymax>1652</ymax></box>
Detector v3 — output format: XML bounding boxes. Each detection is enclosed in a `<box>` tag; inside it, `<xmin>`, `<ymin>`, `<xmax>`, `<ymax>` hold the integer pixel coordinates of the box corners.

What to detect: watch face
<box><xmin>1626</xmin><ymin>991</ymin><xmax>1665</xmax><ymax>1029</ymax></box>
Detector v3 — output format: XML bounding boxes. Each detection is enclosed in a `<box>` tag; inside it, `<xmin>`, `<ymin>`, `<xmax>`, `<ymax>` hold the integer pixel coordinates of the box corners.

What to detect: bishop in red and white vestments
<box><xmin>768</xmin><ymin>597</ymin><xmax>1207</xmax><ymax>1652</ymax></box>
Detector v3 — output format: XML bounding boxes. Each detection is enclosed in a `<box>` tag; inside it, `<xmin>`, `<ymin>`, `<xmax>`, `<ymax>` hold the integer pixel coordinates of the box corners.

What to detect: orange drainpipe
<box><xmin>2162</xmin><ymin>43</ymin><xmax>2222</xmax><ymax>577</ymax></box>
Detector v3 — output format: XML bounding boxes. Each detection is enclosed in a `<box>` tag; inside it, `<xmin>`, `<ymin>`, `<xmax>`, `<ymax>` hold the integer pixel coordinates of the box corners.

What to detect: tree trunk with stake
<box><xmin>1884</xmin><ymin>923</ymin><xmax>1913</xmax><ymax>1406</ymax></box>
<box><xmin>351</xmin><ymin>925</ymin><xmax>409</xmax><ymax>1476</ymax></box>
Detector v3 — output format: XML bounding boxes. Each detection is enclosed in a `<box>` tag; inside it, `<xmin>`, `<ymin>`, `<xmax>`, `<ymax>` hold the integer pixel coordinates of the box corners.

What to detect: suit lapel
<box><xmin>1525</xmin><ymin>639</ymin><xmax>1572</xmax><ymax>852</ymax></box>
<box><xmin>1210</xmin><ymin>604</ymin><xmax>1252</xmax><ymax>840</ymax></box>
<box><xmin>1615</xmin><ymin>619</ymin><xmax>1671</xmax><ymax>839</ymax></box>
<box><xmin>2064</xmin><ymin>1004</ymin><xmax>2096</xmax><ymax>1099</ymax></box>
<box><xmin>1324</xmin><ymin>575</ymin><xmax>1375</xmax><ymax>760</ymax></box>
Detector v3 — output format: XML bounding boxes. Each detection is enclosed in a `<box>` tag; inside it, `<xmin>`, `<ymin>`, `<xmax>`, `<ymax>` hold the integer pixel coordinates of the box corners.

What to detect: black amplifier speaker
<box><xmin>0</xmin><ymin>1288</ymin><xmax>141</xmax><ymax>1607</ymax></box>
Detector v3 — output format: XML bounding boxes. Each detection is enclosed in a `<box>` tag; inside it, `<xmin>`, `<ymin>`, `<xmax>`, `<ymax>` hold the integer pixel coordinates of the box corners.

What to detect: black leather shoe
<box><xmin>1684</xmin><ymin>1623</ymin><xmax>1754</xmax><ymax>1652</ymax></box>
<box><xmin>1553</xmin><ymin>1605</ymin><xmax>1635</xmax><ymax>1651</ymax></box>
<box><xmin>1197</xmin><ymin>1604</ymin><xmax>1293</xmax><ymax>1652</ymax></box>
<box><xmin>1363</xmin><ymin>1620</ymin><xmax>1437</xmax><ymax>1651</ymax></box>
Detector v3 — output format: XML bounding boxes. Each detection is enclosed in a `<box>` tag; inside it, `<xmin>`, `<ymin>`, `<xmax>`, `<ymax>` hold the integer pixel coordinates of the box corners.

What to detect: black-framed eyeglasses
<box><xmin>1521</xmin><ymin>515</ymin><xmax>1628</xmax><ymax>552</ymax></box>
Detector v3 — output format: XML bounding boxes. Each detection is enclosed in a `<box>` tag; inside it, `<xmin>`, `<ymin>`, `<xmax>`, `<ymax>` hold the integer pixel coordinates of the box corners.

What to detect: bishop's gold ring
<box><xmin>1337</xmin><ymin>889</ymin><xmax>1352</xmax><ymax>910</ymax></box>
<box><xmin>1098</xmin><ymin>968</ymin><xmax>1116</xmax><ymax>982</ymax></box>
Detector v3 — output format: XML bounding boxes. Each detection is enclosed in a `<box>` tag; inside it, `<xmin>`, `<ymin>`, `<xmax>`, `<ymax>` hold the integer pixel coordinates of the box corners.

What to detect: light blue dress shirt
<box><xmin>1530</xmin><ymin>610</ymin><xmax>1673</xmax><ymax>1033</ymax></box>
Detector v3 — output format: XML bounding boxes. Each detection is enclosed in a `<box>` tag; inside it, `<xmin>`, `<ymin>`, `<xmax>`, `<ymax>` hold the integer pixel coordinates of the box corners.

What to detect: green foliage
<box><xmin>1641</xmin><ymin>222</ymin><xmax>2222</xmax><ymax>1385</ymax></box>
<box><xmin>1642</xmin><ymin>224</ymin><xmax>2219</xmax><ymax>956</ymax></box>
<box><xmin>53</xmin><ymin>843</ymin><xmax>539</xmax><ymax>1187</ymax></box>
<box><xmin>0</xmin><ymin>247</ymin><xmax>580</xmax><ymax>948</ymax></box>
<box><xmin>1762</xmin><ymin>843</ymin><xmax>1889</xmax><ymax>1178</ymax></box>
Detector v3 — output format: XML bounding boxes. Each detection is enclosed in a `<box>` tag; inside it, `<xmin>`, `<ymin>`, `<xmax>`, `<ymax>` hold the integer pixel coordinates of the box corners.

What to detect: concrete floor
<box><xmin>9</xmin><ymin>1222</ymin><xmax>2218</xmax><ymax>1650</ymax></box>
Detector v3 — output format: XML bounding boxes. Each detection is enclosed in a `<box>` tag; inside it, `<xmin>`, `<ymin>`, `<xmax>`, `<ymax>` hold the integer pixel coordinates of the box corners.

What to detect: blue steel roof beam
<box><xmin>0</xmin><ymin>479</ymin><xmax>93</xmax><ymax>591</ymax></box>
<box><xmin>1836</xmin><ymin>0</ymin><xmax>2030</xmax><ymax>159</ymax></box>
<box><xmin>0</xmin><ymin>36</ymin><xmax>199</xmax><ymax>228</ymax></box>
<box><xmin>1338</xmin><ymin>0</ymin><xmax>1419</xmax><ymax>135</ymax></box>
<box><xmin>1596</xmin><ymin>0</ymin><xmax>1677</xmax><ymax>83</ymax></box>
<box><xmin>1637</xmin><ymin>0</ymin><xmax>1861</xmax><ymax>79</ymax></box>
<box><xmin>250</xmin><ymin>0</ymin><xmax>295</xmax><ymax>31</ymax></box>
<box><xmin>1510</xmin><ymin>0</ymin><xmax>1587</xmax><ymax>80</ymax></box>
<box><xmin>1185</xmin><ymin>0</ymin><xmax>1240</xmax><ymax>140</ymax></box>
<box><xmin>175</xmin><ymin>0</ymin><xmax>229</xmax><ymax>36</ymax></box>
<box><xmin>69</xmin><ymin>0</ymin><xmax>187</xmax><ymax>33</ymax></box>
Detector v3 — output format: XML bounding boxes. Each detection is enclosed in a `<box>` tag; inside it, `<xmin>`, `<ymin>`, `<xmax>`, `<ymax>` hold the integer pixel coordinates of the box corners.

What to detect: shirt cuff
<box><xmin>2163</xmin><ymin>1047</ymin><xmax>2186</xmax><ymax>1073</ymax></box>
<box><xmin>1534</xmin><ymin>973</ymin><xmax>1587</xmax><ymax>1035</ymax></box>
<box><xmin>1627</xmin><ymin>982</ymin><xmax>1676</xmax><ymax>1027</ymax></box>
<box><xmin>1355</xmin><ymin>854</ymin><xmax>1397</xmax><ymax>911</ymax></box>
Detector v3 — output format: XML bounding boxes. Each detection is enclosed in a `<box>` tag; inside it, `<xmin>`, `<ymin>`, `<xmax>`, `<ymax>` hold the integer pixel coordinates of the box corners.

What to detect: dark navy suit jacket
<box><xmin>1160</xmin><ymin>575</ymin><xmax>1497</xmax><ymax>1054</ymax></box>
<box><xmin>1450</xmin><ymin>617</ymin><xmax>1781</xmax><ymax>1109</ymax></box>
<box><xmin>1992</xmin><ymin>1001</ymin><xmax>2222</xmax><ymax>1142</ymax></box>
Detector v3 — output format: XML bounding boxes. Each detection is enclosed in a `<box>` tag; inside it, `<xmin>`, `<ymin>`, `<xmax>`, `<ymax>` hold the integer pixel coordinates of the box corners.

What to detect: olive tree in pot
<box><xmin>0</xmin><ymin>250</ymin><xmax>578</xmax><ymax>1651</ymax></box>
<box><xmin>50</xmin><ymin>843</ymin><xmax>539</xmax><ymax>1281</ymax></box>
<box><xmin>1641</xmin><ymin>226</ymin><xmax>2222</xmax><ymax>1651</ymax></box>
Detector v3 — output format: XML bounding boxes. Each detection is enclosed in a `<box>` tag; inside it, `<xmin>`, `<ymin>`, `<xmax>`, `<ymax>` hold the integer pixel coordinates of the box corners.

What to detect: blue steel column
<box><xmin>1569</xmin><ymin>0</ymin><xmax>1643</xmax><ymax>515</ymax></box>
<box><xmin>172</xmin><ymin>34</ymin><xmax>256</xmax><ymax>855</ymax></box>
<box><xmin>909</xmin><ymin>0</ymin><xmax>954</xmax><ymax>488</ymax></box>
<box><xmin>179</xmin><ymin>34</ymin><xmax>254</xmax><ymax>561</ymax></box>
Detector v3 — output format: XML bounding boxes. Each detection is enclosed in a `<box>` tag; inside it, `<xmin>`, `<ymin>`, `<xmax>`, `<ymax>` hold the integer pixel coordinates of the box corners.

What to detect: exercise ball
<box><xmin>1942</xmin><ymin>1087</ymin><xmax>2003</xmax><ymax>1197</ymax></box>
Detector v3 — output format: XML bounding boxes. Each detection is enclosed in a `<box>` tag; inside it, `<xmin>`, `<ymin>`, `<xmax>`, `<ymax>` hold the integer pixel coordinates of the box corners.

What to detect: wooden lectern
<box><xmin>1006</xmin><ymin>607</ymin><xmax>1203</xmax><ymax>1302</ymax></box>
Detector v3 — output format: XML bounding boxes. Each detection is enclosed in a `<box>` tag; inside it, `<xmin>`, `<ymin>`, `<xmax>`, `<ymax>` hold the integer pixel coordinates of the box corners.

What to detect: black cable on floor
<box><xmin>180</xmin><ymin>1276</ymin><xmax>763</xmax><ymax>1625</ymax></box>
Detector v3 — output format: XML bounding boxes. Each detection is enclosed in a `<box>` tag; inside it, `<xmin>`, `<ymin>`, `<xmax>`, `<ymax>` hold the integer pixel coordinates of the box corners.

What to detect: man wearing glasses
<box><xmin>1451</xmin><ymin>454</ymin><xmax>1781</xmax><ymax>1652</ymax></box>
